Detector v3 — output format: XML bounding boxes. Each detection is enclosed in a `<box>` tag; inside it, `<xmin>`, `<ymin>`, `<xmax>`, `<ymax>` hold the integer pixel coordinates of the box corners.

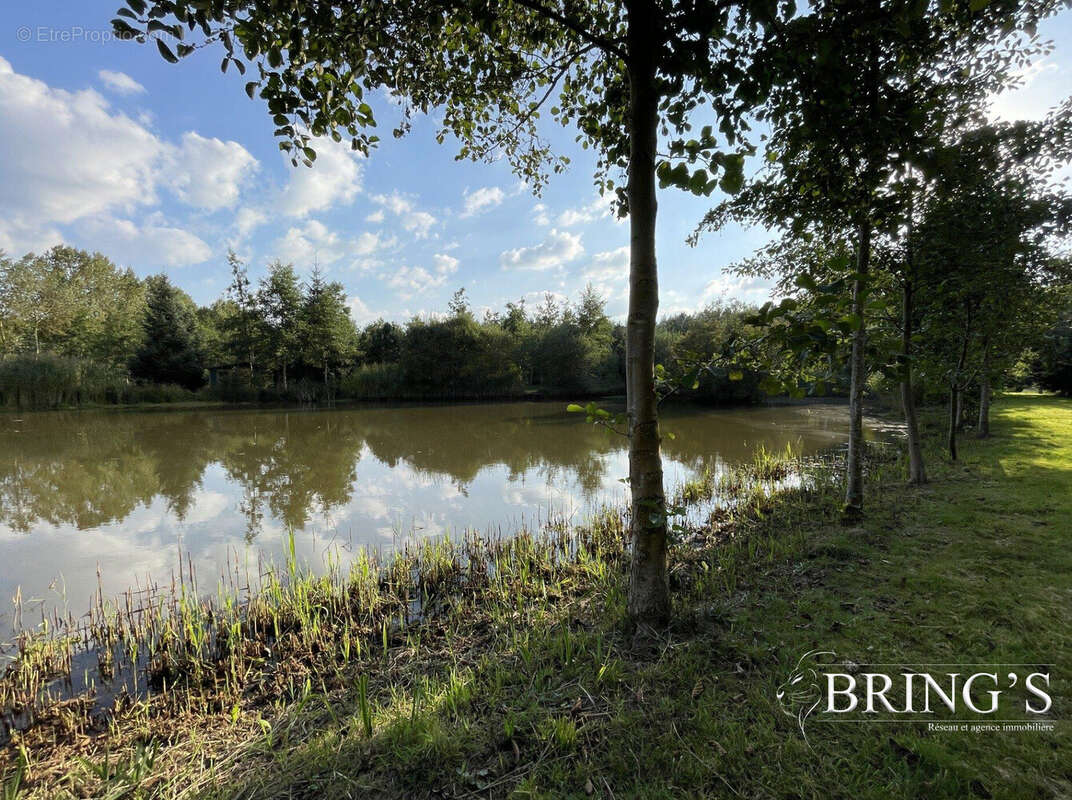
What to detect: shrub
<box><xmin>0</xmin><ymin>354</ymin><xmax>135</xmax><ymax>409</ymax></box>
<box><xmin>340</xmin><ymin>363</ymin><xmax>405</xmax><ymax>399</ymax></box>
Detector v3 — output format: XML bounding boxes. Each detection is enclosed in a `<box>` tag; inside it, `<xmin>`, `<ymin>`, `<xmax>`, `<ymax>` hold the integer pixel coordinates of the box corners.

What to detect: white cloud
<box><xmin>0</xmin><ymin>219</ymin><xmax>63</xmax><ymax>257</ymax></box>
<box><xmin>77</xmin><ymin>214</ymin><xmax>212</xmax><ymax>267</ymax></box>
<box><xmin>366</xmin><ymin>209</ymin><xmax>385</xmax><ymax>223</ymax></box>
<box><xmin>274</xmin><ymin>219</ymin><xmax>348</xmax><ymax>266</ymax></box>
<box><xmin>557</xmin><ymin>195</ymin><xmax>613</xmax><ymax>228</ymax></box>
<box><xmin>0</xmin><ymin>57</ymin><xmax>261</xmax><ymax>263</ymax></box>
<box><xmin>500</xmin><ymin>229</ymin><xmax>583</xmax><ymax>271</ymax></box>
<box><xmin>461</xmin><ymin>186</ymin><xmax>505</xmax><ymax>218</ymax></box>
<box><xmin>233</xmin><ymin>207</ymin><xmax>267</xmax><ymax>239</ymax></box>
<box><xmin>273</xmin><ymin>221</ymin><xmax>395</xmax><ymax>268</ymax></box>
<box><xmin>170</xmin><ymin>132</ymin><xmax>258</xmax><ymax>211</ymax></box>
<box><xmin>385</xmin><ymin>253</ymin><xmax>459</xmax><ymax>297</ymax></box>
<box><xmin>355</xmin><ymin>231</ymin><xmax>388</xmax><ymax>256</ymax></box>
<box><xmin>581</xmin><ymin>246</ymin><xmax>630</xmax><ymax>299</ymax></box>
<box><xmin>98</xmin><ymin>69</ymin><xmax>146</xmax><ymax>96</ymax></box>
<box><xmin>433</xmin><ymin>253</ymin><xmax>459</xmax><ymax>274</ymax></box>
<box><xmin>700</xmin><ymin>272</ymin><xmax>773</xmax><ymax>306</ymax></box>
<box><xmin>404</xmin><ymin>211</ymin><xmax>437</xmax><ymax>237</ymax></box>
<box><xmin>348</xmin><ymin>295</ymin><xmax>376</xmax><ymax>325</ymax></box>
<box><xmin>0</xmin><ymin>55</ymin><xmax>163</xmax><ymax>247</ymax></box>
<box><xmin>278</xmin><ymin>135</ymin><xmax>363</xmax><ymax>217</ymax></box>
<box><xmin>371</xmin><ymin>191</ymin><xmax>438</xmax><ymax>238</ymax></box>
<box><xmin>532</xmin><ymin>203</ymin><xmax>550</xmax><ymax>226</ymax></box>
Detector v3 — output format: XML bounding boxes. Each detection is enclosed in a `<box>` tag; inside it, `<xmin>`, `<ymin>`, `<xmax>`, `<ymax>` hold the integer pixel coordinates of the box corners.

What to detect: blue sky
<box><xmin>1</xmin><ymin>2</ymin><xmax>1069</xmax><ymax>323</ymax></box>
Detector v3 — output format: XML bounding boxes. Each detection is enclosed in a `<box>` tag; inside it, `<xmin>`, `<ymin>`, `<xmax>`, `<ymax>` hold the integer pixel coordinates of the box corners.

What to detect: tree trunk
<box><xmin>900</xmin><ymin>279</ymin><xmax>926</xmax><ymax>484</ymax></box>
<box><xmin>844</xmin><ymin>219</ymin><xmax>871</xmax><ymax>519</ymax></box>
<box><xmin>624</xmin><ymin>0</ymin><xmax>669</xmax><ymax>632</ymax></box>
<box><xmin>949</xmin><ymin>307</ymin><xmax>971</xmax><ymax>460</ymax></box>
<box><xmin>977</xmin><ymin>340</ymin><xmax>991</xmax><ymax>438</ymax></box>
<box><xmin>947</xmin><ymin>383</ymin><xmax>959</xmax><ymax>461</ymax></box>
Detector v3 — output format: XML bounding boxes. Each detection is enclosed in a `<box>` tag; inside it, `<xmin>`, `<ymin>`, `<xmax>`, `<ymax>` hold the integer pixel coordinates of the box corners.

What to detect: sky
<box><xmin>1</xmin><ymin>2</ymin><xmax>1070</xmax><ymax>324</ymax></box>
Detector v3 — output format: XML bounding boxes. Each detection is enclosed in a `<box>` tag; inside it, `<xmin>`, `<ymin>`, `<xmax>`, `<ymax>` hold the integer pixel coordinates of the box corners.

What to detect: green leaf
<box><xmin>566</xmin><ymin>404</ymin><xmax>584</xmax><ymax>413</ymax></box>
<box><xmin>156</xmin><ymin>38</ymin><xmax>179</xmax><ymax>63</ymax></box>
<box><xmin>729</xmin><ymin>370</ymin><xmax>744</xmax><ymax>381</ymax></box>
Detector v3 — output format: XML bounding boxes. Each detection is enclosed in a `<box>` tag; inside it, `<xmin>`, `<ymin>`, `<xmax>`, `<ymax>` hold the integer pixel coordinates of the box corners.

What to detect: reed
<box><xmin>0</xmin><ymin>441</ymin><xmax>827</xmax><ymax>797</ymax></box>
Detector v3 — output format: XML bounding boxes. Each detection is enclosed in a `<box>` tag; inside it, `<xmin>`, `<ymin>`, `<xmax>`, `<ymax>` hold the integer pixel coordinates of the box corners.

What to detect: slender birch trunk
<box><xmin>977</xmin><ymin>339</ymin><xmax>991</xmax><ymax>437</ymax></box>
<box><xmin>901</xmin><ymin>278</ymin><xmax>927</xmax><ymax>484</ymax></box>
<box><xmin>844</xmin><ymin>219</ymin><xmax>871</xmax><ymax>518</ymax></box>
<box><xmin>624</xmin><ymin>0</ymin><xmax>669</xmax><ymax>631</ymax></box>
<box><xmin>947</xmin><ymin>383</ymin><xmax>959</xmax><ymax>461</ymax></box>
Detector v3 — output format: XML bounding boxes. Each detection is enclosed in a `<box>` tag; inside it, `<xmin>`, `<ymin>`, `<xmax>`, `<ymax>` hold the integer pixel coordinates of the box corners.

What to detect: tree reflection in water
<box><xmin>0</xmin><ymin>401</ymin><xmax>863</xmax><ymax>634</ymax></box>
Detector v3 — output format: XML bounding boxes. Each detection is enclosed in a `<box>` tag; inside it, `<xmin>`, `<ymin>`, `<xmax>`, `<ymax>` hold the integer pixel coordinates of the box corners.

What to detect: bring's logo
<box><xmin>775</xmin><ymin>650</ymin><xmax>836</xmax><ymax>741</ymax></box>
<box><xmin>775</xmin><ymin>652</ymin><xmax>1055</xmax><ymax>742</ymax></box>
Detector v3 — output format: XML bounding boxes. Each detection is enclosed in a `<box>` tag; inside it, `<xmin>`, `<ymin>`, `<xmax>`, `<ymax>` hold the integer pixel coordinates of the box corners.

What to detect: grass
<box><xmin>2</xmin><ymin>393</ymin><xmax>1069</xmax><ymax>799</ymax></box>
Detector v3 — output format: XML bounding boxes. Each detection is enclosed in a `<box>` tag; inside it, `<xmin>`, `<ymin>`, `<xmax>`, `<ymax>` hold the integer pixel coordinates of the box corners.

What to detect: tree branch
<box><xmin>508</xmin><ymin>0</ymin><xmax>627</xmax><ymax>61</ymax></box>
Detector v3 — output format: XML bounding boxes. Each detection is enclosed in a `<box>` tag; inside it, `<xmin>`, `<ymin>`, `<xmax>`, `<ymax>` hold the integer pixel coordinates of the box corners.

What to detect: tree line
<box><xmin>0</xmin><ymin>246</ymin><xmax>780</xmax><ymax>408</ymax></box>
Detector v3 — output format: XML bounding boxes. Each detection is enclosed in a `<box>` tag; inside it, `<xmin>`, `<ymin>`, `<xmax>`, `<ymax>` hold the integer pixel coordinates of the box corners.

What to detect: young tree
<box><xmin>130</xmin><ymin>275</ymin><xmax>205</xmax><ymax>389</ymax></box>
<box><xmin>301</xmin><ymin>266</ymin><xmax>358</xmax><ymax>384</ymax></box>
<box><xmin>694</xmin><ymin>0</ymin><xmax>1053</xmax><ymax>515</ymax></box>
<box><xmin>912</xmin><ymin>127</ymin><xmax>1070</xmax><ymax>456</ymax></box>
<box><xmin>224</xmin><ymin>250</ymin><xmax>262</xmax><ymax>380</ymax></box>
<box><xmin>360</xmin><ymin>320</ymin><xmax>404</xmax><ymax>365</ymax></box>
<box><xmin>1033</xmin><ymin>291</ymin><xmax>1072</xmax><ymax>395</ymax></box>
<box><xmin>258</xmin><ymin>261</ymin><xmax>303</xmax><ymax>391</ymax></box>
<box><xmin>0</xmin><ymin>246</ymin><xmax>146</xmax><ymax>366</ymax></box>
<box><xmin>118</xmin><ymin>0</ymin><xmax>783</xmax><ymax>629</ymax></box>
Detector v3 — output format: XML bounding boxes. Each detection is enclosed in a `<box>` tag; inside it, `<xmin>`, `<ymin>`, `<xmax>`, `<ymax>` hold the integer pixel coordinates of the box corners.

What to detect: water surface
<box><xmin>0</xmin><ymin>401</ymin><xmax>868</xmax><ymax>639</ymax></box>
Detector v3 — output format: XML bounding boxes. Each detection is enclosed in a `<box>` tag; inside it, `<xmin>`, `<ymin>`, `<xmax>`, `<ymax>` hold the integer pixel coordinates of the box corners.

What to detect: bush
<box><xmin>340</xmin><ymin>363</ymin><xmax>406</xmax><ymax>399</ymax></box>
<box><xmin>0</xmin><ymin>353</ymin><xmax>130</xmax><ymax>409</ymax></box>
<box><xmin>399</xmin><ymin>315</ymin><xmax>523</xmax><ymax>399</ymax></box>
<box><xmin>1033</xmin><ymin>313</ymin><xmax>1072</xmax><ymax>396</ymax></box>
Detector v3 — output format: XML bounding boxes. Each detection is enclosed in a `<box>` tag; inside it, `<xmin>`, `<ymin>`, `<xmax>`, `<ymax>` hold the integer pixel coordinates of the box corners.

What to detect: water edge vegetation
<box><xmin>1</xmin><ymin>393</ymin><xmax>1068</xmax><ymax>798</ymax></box>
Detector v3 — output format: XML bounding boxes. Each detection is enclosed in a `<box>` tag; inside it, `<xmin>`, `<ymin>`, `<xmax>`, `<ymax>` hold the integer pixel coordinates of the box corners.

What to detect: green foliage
<box><xmin>1033</xmin><ymin>299</ymin><xmax>1072</xmax><ymax>395</ymax></box>
<box><xmin>337</xmin><ymin>291</ymin><xmax>770</xmax><ymax>404</ymax></box>
<box><xmin>300</xmin><ymin>267</ymin><xmax>358</xmax><ymax>384</ymax></box>
<box><xmin>359</xmin><ymin>321</ymin><xmax>404</xmax><ymax>365</ymax></box>
<box><xmin>399</xmin><ymin>313</ymin><xmax>522</xmax><ymax>399</ymax></box>
<box><xmin>0</xmin><ymin>246</ymin><xmax>145</xmax><ymax>366</ymax></box>
<box><xmin>0</xmin><ymin>353</ymin><xmax>195</xmax><ymax>410</ymax></box>
<box><xmin>656</xmin><ymin>303</ymin><xmax>773</xmax><ymax>404</ymax></box>
<box><xmin>130</xmin><ymin>274</ymin><xmax>206</xmax><ymax>390</ymax></box>
<box><xmin>339</xmin><ymin>363</ymin><xmax>405</xmax><ymax>399</ymax></box>
<box><xmin>257</xmin><ymin>261</ymin><xmax>304</xmax><ymax>389</ymax></box>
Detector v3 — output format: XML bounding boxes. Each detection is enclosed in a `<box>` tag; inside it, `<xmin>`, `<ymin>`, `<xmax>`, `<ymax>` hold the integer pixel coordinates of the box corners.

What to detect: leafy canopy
<box><xmin>114</xmin><ymin>0</ymin><xmax>787</xmax><ymax>205</ymax></box>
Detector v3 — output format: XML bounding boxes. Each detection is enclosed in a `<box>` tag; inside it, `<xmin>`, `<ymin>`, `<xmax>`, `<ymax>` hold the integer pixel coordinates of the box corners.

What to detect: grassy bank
<box><xmin>2</xmin><ymin>394</ymin><xmax>1069</xmax><ymax>799</ymax></box>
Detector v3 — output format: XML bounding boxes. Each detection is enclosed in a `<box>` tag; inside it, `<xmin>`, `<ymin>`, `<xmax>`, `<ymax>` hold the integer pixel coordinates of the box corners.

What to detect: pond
<box><xmin>0</xmin><ymin>400</ymin><xmax>875</xmax><ymax>641</ymax></box>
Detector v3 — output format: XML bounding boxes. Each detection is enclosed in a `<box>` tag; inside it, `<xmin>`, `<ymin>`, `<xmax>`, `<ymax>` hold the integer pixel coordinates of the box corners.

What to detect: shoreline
<box><xmin>2</xmin><ymin>395</ymin><xmax>1068</xmax><ymax>798</ymax></box>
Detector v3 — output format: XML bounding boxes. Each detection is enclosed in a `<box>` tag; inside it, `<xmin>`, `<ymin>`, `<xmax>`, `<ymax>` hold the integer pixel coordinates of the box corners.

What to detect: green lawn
<box><xmin>9</xmin><ymin>394</ymin><xmax>1071</xmax><ymax>799</ymax></box>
